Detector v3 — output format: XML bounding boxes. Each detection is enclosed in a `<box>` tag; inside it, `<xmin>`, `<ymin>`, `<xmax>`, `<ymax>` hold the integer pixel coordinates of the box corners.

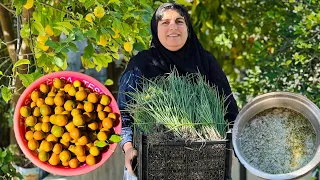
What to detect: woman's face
<box><xmin>157</xmin><ymin>9</ymin><xmax>188</xmax><ymax>51</ymax></box>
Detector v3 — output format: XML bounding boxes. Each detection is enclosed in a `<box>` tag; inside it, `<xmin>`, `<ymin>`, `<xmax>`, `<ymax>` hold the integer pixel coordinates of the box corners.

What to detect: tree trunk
<box><xmin>10</xmin><ymin>8</ymin><xmax>33</xmax><ymax>144</ymax></box>
<box><xmin>0</xmin><ymin>3</ymin><xmax>16</xmax><ymax>61</ymax></box>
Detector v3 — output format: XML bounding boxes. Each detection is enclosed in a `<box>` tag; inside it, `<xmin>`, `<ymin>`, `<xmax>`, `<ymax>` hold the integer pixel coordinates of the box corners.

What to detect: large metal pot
<box><xmin>232</xmin><ymin>92</ymin><xmax>320</xmax><ymax>179</ymax></box>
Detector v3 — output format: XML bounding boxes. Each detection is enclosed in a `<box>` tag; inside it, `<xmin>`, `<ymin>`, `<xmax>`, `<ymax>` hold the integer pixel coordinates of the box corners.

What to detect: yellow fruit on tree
<box><xmin>112</xmin><ymin>28</ymin><xmax>120</xmax><ymax>39</ymax></box>
<box><xmin>85</xmin><ymin>13</ymin><xmax>95</xmax><ymax>23</ymax></box>
<box><xmin>97</xmin><ymin>36</ymin><xmax>107</xmax><ymax>47</ymax></box>
<box><xmin>37</xmin><ymin>35</ymin><xmax>48</xmax><ymax>45</ymax></box>
<box><xmin>94</xmin><ymin>6</ymin><xmax>105</xmax><ymax>19</ymax></box>
<box><xmin>45</xmin><ymin>25</ymin><xmax>54</xmax><ymax>36</ymax></box>
<box><xmin>124</xmin><ymin>42</ymin><xmax>133</xmax><ymax>52</ymax></box>
<box><xmin>39</xmin><ymin>44</ymin><xmax>49</xmax><ymax>51</ymax></box>
<box><xmin>23</xmin><ymin>0</ymin><xmax>34</xmax><ymax>9</ymax></box>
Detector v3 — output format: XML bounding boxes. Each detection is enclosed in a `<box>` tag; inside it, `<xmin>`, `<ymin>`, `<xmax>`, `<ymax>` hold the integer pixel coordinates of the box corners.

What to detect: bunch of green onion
<box><xmin>124</xmin><ymin>69</ymin><xmax>229</xmax><ymax>141</ymax></box>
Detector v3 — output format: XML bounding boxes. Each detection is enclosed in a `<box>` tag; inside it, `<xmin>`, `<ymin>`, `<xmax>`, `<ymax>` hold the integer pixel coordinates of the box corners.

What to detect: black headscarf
<box><xmin>124</xmin><ymin>3</ymin><xmax>238</xmax><ymax>123</ymax></box>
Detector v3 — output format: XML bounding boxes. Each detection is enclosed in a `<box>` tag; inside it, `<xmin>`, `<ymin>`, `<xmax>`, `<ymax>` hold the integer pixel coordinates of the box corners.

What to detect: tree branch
<box><xmin>0</xmin><ymin>3</ymin><xmax>15</xmax><ymax>14</ymax></box>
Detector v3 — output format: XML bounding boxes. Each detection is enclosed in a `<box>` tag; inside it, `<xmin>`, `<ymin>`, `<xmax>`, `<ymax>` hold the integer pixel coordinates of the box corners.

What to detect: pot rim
<box><xmin>232</xmin><ymin>91</ymin><xmax>320</xmax><ymax>179</ymax></box>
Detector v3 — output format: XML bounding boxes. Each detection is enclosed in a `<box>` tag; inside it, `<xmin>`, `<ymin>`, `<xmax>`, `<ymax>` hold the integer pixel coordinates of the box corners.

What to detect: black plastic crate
<box><xmin>133</xmin><ymin>132</ymin><xmax>232</xmax><ymax>180</ymax></box>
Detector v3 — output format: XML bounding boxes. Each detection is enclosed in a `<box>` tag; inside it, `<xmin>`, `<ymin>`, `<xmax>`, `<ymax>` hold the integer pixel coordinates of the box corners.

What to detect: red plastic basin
<box><xmin>14</xmin><ymin>71</ymin><xmax>121</xmax><ymax>176</ymax></box>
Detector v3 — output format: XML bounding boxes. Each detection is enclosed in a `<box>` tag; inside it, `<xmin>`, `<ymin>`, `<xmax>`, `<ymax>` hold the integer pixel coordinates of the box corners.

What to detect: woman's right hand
<box><xmin>123</xmin><ymin>142</ymin><xmax>138</xmax><ymax>177</ymax></box>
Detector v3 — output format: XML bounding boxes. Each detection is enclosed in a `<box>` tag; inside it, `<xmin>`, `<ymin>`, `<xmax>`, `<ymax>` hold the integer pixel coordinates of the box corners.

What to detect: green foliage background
<box><xmin>1</xmin><ymin>0</ymin><xmax>320</xmax><ymax>108</ymax></box>
<box><xmin>179</xmin><ymin>0</ymin><xmax>320</xmax><ymax>108</ymax></box>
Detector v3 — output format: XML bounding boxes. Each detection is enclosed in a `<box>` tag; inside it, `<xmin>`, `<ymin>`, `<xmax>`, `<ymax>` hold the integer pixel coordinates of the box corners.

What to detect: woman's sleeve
<box><xmin>207</xmin><ymin>53</ymin><xmax>239</xmax><ymax>125</ymax></box>
<box><xmin>117</xmin><ymin>70</ymin><xmax>141</xmax><ymax>150</ymax></box>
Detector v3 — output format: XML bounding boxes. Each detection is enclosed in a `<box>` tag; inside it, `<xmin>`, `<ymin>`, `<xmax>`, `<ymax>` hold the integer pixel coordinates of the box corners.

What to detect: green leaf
<box><xmin>212</xmin><ymin>1</ymin><xmax>220</xmax><ymax>10</ymax></box>
<box><xmin>62</xmin><ymin>33</ymin><xmax>76</xmax><ymax>43</ymax></box>
<box><xmin>84</xmin><ymin>30</ymin><xmax>97</xmax><ymax>38</ymax></box>
<box><xmin>32</xmin><ymin>12</ymin><xmax>41</xmax><ymax>24</ymax></box>
<box><xmin>1</xmin><ymin>149</ymin><xmax>7</xmax><ymax>157</ymax></box>
<box><xmin>254</xmin><ymin>41</ymin><xmax>261</xmax><ymax>48</ymax></box>
<box><xmin>0</xmin><ymin>71</ymin><xmax>3</xmax><ymax>75</ymax></box>
<box><xmin>105</xmin><ymin>79</ymin><xmax>114</xmax><ymax>86</ymax></box>
<box><xmin>74</xmin><ymin>28</ymin><xmax>85</xmax><ymax>41</ymax></box>
<box><xmin>12</xmin><ymin>59</ymin><xmax>30</xmax><ymax>72</ymax></box>
<box><xmin>84</xmin><ymin>0</ymin><xmax>95</xmax><ymax>9</ymax></box>
<box><xmin>175</xmin><ymin>0</ymin><xmax>192</xmax><ymax>6</ymax></box>
<box><xmin>95</xmin><ymin>141</ymin><xmax>108</xmax><ymax>148</ymax></box>
<box><xmin>205</xmin><ymin>21</ymin><xmax>213</xmax><ymax>29</ymax></box>
<box><xmin>68</xmin><ymin>20</ymin><xmax>81</xmax><ymax>27</ymax></box>
<box><xmin>54</xmin><ymin>57</ymin><xmax>64</xmax><ymax>68</ymax></box>
<box><xmin>13</xmin><ymin>0</ymin><xmax>25</xmax><ymax>15</ymax></box>
<box><xmin>55</xmin><ymin>44</ymin><xmax>69</xmax><ymax>53</ymax></box>
<box><xmin>1</xmin><ymin>86</ymin><xmax>12</xmax><ymax>103</ymax></box>
<box><xmin>56</xmin><ymin>22</ymin><xmax>74</xmax><ymax>31</ymax></box>
<box><xmin>112</xmin><ymin>18</ymin><xmax>123</xmax><ymax>32</ymax></box>
<box><xmin>32</xmin><ymin>21</ymin><xmax>45</xmax><ymax>36</ymax></box>
<box><xmin>83</xmin><ymin>43</ymin><xmax>94</xmax><ymax>59</ymax></box>
<box><xmin>81</xmin><ymin>57</ymin><xmax>95</xmax><ymax>69</ymax></box>
<box><xmin>109</xmin><ymin>134</ymin><xmax>121</xmax><ymax>143</ymax></box>
<box><xmin>68</xmin><ymin>43</ymin><xmax>79</xmax><ymax>52</ymax></box>
<box><xmin>20</xmin><ymin>24</ymin><xmax>31</xmax><ymax>39</ymax></box>
<box><xmin>109</xmin><ymin>42</ymin><xmax>119</xmax><ymax>53</ymax></box>
<box><xmin>108</xmin><ymin>0</ymin><xmax>121</xmax><ymax>5</ymax></box>
<box><xmin>96</xmin><ymin>65</ymin><xmax>102</xmax><ymax>72</ymax></box>
<box><xmin>286</xmin><ymin>60</ymin><xmax>292</xmax><ymax>65</ymax></box>
<box><xmin>111</xmin><ymin>52</ymin><xmax>119</xmax><ymax>60</ymax></box>
<box><xmin>45</xmin><ymin>40</ymin><xmax>59</xmax><ymax>49</ymax></box>
<box><xmin>1</xmin><ymin>164</ymin><xmax>9</xmax><ymax>173</ymax></box>
<box><xmin>133</xmin><ymin>42</ymin><xmax>145</xmax><ymax>51</ymax></box>
<box><xmin>106</xmin><ymin>28</ymin><xmax>115</xmax><ymax>36</ymax></box>
<box><xmin>93</xmin><ymin>55</ymin><xmax>110</xmax><ymax>67</ymax></box>
<box><xmin>53</xmin><ymin>26</ymin><xmax>69</xmax><ymax>35</ymax></box>
<box><xmin>17</xmin><ymin>71</ymin><xmax>43</xmax><ymax>87</ymax></box>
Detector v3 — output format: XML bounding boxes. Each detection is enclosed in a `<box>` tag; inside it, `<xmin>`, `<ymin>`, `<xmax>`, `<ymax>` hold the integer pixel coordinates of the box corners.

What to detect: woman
<box><xmin>117</xmin><ymin>3</ymin><xmax>239</xmax><ymax>179</ymax></box>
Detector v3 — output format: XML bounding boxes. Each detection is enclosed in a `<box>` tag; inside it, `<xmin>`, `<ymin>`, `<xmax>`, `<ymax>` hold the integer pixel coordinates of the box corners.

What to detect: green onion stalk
<box><xmin>124</xmin><ymin>68</ymin><xmax>229</xmax><ymax>141</ymax></box>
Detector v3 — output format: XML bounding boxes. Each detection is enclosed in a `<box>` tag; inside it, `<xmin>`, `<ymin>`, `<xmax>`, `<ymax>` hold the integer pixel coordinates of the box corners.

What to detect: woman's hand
<box><xmin>123</xmin><ymin>142</ymin><xmax>138</xmax><ymax>177</ymax></box>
